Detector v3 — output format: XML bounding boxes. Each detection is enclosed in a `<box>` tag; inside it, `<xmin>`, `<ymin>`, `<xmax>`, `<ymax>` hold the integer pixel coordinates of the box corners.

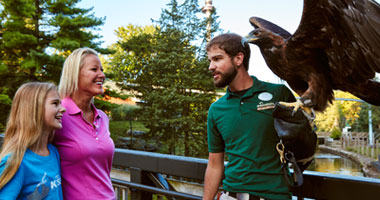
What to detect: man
<box><xmin>203</xmin><ymin>33</ymin><xmax>295</xmax><ymax>200</ymax></box>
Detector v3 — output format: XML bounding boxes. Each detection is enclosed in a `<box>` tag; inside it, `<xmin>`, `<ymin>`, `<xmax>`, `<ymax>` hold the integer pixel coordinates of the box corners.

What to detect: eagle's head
<box><xmin>246</xmin><ymin>28</ymin><xmax>285</xmax><ymax>48</ymax></box>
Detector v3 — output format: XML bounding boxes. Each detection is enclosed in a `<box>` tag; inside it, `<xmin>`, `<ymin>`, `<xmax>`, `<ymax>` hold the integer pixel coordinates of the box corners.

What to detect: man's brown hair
<box><xmin>206</xmin><ymin>33</ymin><xmax>251</xmax><ymax>71</ymax></box>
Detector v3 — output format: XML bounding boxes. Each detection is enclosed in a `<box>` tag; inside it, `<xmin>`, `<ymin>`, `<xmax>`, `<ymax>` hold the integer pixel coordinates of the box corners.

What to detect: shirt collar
<box><xmin>62</xmin><ymin>97</ymin><xmax>101</xmax><ymax>119</ymax></box>
<box><xmin>226</xmin><ymin>75</ymin><xmax>267</xmax><ymax>99</ymax></box>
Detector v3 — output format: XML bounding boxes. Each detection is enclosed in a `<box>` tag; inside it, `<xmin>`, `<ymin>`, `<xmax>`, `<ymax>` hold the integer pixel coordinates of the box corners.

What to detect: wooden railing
<box><xmin>0</xmin><ymin>134</ymin><xmax>379</xmax><ymax>199</ymax></box>
<box><xmin>111</xmin><ymin>148</ymin><xmax>380</xmax><ymax>200</ymax></box>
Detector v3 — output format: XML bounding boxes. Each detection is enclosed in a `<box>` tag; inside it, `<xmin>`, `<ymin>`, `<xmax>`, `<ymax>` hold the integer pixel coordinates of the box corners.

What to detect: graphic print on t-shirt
<box><xmin>26</xmin><ymin>172</ymin><xmax>61</xmax><ymax>200</ymax></box>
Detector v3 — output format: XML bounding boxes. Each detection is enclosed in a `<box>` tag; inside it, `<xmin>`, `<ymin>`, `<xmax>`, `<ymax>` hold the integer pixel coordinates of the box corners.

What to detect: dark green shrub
<box><xmin>330</xmin><ymin>127</ymin><xmax>342</xmax><ymax>140</ymax></box>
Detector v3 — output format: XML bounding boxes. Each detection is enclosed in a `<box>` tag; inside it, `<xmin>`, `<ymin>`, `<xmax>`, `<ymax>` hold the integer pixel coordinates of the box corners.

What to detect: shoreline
<box><xmin>318</xmin><ymin>145</ymin><xmax>380</xmax><ymax>179</ymax></box>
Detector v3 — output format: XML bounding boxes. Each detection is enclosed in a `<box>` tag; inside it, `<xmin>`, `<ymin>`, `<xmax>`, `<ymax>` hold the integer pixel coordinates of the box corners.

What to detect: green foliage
<box><xmin>0</xmin><ymin>0</ymin><xmax>111</xmax><ymax>127</ymax></box>
<box><xmin>346</xmin><ymin>147</ymin><xmax>354</xmax><ymax>152</ymax></box>
<box><xmin>0</xmin><ymin>94</ymin><xmax>12</xmax><ymax>131</ymax></box>
<box><xmin>111</xmin><ymin>104</ymin><xmax>139</xmax><ymax>121</ymax></box>
<box><xmin>330</xmin><ymin>127</ymin><xmax>342</xmax><ymax>140</ymax></box>
<box><xmin>93</xmin><ymin>98</ymin><xmax>118</xmax><ymax>114</ymax></box>
<box><xmin>109</xmin><ymin>120</ymin><xmax>148</xmax><ymax>141</ymax></box>
<box><xmin>351</xmin><ymin>104</ymin><xmax>380</xmax><ymax>134</ymax></box>
<box><xmin>108</xmin><ymin>0</ymin><xmax>220</xmax><ymax>157</ymax></box>
<box><xmin>103</xmin><ymin>85</ymin><xmax>131</xmax><ymax>100</ymax></box>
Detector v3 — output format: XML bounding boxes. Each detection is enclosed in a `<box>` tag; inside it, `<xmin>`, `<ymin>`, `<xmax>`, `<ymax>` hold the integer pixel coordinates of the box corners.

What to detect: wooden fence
<box><xmin>341</xmin><ymin>132</ymin><xmax>380</xmax><ymax>160</ymax></box>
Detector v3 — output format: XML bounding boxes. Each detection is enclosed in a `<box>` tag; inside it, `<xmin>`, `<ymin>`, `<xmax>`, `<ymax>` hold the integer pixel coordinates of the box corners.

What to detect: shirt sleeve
<box><xmin>0</xmin><ymin>156</ymin><xmax>23</xmax><ymax>199</ymax></box>
<box><xmin>207</xmin><ymin>106</ymin><xmax>225</xmax><ymax>153</ymax></box>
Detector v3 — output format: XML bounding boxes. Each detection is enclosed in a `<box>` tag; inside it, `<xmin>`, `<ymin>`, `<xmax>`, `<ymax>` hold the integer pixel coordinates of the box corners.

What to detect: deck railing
<box><xmin>0</xmin><ymin>135</ymin><xmax>379</xmax><ymax>199</ymax></box>
<box><xmin>111</xmin><ymin>148</ymin><xmax>380</xmax><ymax>200</ymax></box>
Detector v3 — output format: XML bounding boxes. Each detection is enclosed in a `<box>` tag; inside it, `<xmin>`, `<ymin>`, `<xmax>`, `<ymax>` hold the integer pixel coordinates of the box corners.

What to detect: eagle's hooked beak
<box><xmin>245</xmin><ymin>31</ymin><xmax>259</xmax><ymax>43</ymax></box>
<box><xmin>242</xmin><ymin>34</ymin><xmax>258</xmax><ymax>46</ymax></box>
<box><xmin>241</xmin><ymin>37</ymin><xmax>249</xmax><ymax>47</ymax></box>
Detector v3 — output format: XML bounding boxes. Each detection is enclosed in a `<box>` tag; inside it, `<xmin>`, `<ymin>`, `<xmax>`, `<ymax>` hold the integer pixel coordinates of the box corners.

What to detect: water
<box><xmin>306</xmin><ymin>150</ymin><xmax>364</xmax><ymax>177</ymax></box>
<box><xmin>291</xmin><ymin>151</ymin><xmax>364</xmax><ymax>199</ymax></box>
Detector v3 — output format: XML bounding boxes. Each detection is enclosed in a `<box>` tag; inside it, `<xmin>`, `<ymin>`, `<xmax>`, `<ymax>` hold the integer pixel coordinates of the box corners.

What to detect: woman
<box><xmin>0</xmin><ymin>82</ymin><xmax>65</xmax><ymax>199</ymax></box>
<box><xmin>55</xmin><ymin>48</ymin><xmax>115</xmax><ymax>199</ymax></box>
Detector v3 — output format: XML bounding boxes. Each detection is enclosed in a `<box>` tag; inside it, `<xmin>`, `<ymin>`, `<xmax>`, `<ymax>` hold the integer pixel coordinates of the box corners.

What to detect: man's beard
<box><xmin>214</xmin><ymin>63</ymin><xmax>238</xmax><ymax>88</ymax></box>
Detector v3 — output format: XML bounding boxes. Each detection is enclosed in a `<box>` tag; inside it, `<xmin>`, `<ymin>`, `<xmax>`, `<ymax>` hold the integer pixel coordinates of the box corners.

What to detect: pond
<box><xmin>306</xmin><ymin>150</ymin><xmax>364</xmax><ymax>177</ymax></box>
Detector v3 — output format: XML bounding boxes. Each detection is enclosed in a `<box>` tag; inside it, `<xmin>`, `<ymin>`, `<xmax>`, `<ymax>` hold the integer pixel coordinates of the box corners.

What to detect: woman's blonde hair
<box><xmin>0</xmin><ymin>82</ymin><xmax>57</xmax><ymax>188</ymax></box>
<box><xmin>59</xmin><ymin>47</ymin><xmax>99</xmax><ymax>98</ymax></box>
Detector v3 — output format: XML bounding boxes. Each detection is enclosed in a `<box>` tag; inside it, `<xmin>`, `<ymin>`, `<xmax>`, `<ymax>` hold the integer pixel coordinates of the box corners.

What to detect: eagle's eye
<box><xmin>254</xmin><ymin>31</ymin><xmax>261</xmax><ymax>36</ymax></box>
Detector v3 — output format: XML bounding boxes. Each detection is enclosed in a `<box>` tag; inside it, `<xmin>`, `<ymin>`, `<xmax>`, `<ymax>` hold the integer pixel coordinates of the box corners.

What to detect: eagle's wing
<box><xmin>287</xmin><ymin>0</ymin><xmax>380</xmax><ymax>84</ymax></box>
<box><xmin>249</xmin><ymin>17</ymin><xmax>292</xmax><ymax>39</ymax></box>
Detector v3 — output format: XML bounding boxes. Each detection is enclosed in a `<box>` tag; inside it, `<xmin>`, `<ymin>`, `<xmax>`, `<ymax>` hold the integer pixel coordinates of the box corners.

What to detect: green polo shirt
<box><xmin>207</xmin><ymin>76</ymin><xmax>295</xmax><ymax>200</ymax></box>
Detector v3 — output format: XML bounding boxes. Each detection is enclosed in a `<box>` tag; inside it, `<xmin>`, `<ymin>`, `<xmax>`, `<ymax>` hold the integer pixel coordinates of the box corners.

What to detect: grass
<box><xmin>345</xmin><ymin>146</ymin><xmax>380</xmax><ymax>159</ymax></box>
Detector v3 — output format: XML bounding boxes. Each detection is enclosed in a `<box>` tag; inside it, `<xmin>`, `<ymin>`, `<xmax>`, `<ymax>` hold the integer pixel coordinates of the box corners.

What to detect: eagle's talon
<box><xmin>279</xmin><ymin>99</ymin><xmax>304</xmax><ymax>113</ymax></box>
<box><xmin>291</xmin><ymin>109</ymin><xmax>297</xmax><ymax>116</ymax></box>
<box><xmin>279</xmin><ymin>99</ymin><xmax>316</xmax><ymax>128</ymax></box>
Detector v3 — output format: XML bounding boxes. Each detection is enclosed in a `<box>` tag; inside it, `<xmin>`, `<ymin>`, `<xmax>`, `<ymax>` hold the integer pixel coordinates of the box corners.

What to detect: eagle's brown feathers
<box><xmin>246</xmin><ymin>0</ymin><xmax>380</xmax><ymax>111</ymax></box>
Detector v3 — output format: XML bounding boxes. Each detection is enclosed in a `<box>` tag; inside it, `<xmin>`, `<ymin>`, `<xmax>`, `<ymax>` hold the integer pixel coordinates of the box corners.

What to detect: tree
<box><xmin>0</xmin><ymin>0</ymin><xmax>110</xmax><ymax>129</ymax></box>
<box><xmin>0</xmin><ymin>94</ymin><xmax>12</xmax><ymax>131</ymax></box>
<box><xmin>109</xmin><ymin>0</ymin><xmax>220</xmax><ymax>157</ymax></box>
<box><xmin>352</xmin><ymin>104</ymin><xmax>380</xmax><ymax>134</ymax></box>
<box><xmin>315</xmin><ymin>101</ymin><xmax>342</xmax><ymax>132</ymax></box>
<box><xmin>352</xmin><ymin>76</ymin><xmax>380</xmax><ymax>134</ymax></box>
<box><xmin>315</xmin><ymin>91</ymin><xmax>362</xmax><ymax>132</ymax></box>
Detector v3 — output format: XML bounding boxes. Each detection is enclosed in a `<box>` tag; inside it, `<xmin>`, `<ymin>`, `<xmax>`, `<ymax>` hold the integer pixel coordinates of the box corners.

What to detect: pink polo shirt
<box><xmin>54</xmin><ymin>97</ymin><xmax>115</xmax><ymax>200</ymax></box>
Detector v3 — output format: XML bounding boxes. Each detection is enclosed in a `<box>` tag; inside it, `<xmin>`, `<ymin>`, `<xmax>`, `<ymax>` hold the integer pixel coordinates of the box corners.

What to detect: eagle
<box><xmin>245</xmin><ymin>0</ymin><xmax>380</xmax><ymax>113</ymax></box>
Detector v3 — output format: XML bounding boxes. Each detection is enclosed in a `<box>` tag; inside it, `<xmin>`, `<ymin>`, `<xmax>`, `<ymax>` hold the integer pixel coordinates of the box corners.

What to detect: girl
<box><xmin>0</xmin><ymin>82</ymin><xmax>66</xmax><ymax>199</ymax></box>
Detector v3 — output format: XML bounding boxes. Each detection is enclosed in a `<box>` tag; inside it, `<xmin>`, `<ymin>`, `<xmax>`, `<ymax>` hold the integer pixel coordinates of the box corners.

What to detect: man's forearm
<box><xmin>203</xmin><ymin>165</ymin><xmax>224</xmax><ymax>200</ymax></box>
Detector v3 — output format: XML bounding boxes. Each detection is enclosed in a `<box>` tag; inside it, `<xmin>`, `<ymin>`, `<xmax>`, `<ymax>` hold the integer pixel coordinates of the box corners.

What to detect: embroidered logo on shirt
<box><xmin>258</xmin><ymin>92</ymin><xmax>273</xmax><ymax>101</ymax></box>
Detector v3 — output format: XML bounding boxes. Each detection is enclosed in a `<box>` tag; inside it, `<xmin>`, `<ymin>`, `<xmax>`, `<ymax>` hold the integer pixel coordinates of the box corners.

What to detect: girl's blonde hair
<box><xmin>59</xmin><ymin>47</ymin><xmax>99</xmax><ymax>98</ymax></box>
<box><xmin>0</xmin><ymin>82</ymin><xmax>57</xmax><ymax>188</ymax></box>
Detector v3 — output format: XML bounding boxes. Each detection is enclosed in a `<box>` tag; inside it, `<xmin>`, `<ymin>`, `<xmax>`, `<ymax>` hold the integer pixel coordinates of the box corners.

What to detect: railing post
<box><xmin>130</xmin><ymin>167</ymin><xmax>153</xmax><ymax>200</ymax></box>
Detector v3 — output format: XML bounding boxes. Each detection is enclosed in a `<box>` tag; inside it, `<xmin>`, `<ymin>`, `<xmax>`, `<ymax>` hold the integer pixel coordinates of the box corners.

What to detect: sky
<box><xmin>78</xmin><ymin>0</ymin><xmax>379</xmax><ymax>83</ymax></box>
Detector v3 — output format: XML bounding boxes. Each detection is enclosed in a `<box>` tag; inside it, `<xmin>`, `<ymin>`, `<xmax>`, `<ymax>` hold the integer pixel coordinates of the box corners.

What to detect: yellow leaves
<box><xmin>315</xmin><ymin>90</ymin><xmax>362</xmax><ymax>131</ymax></box>
<box><xmin>334</xmin><ymin>91</ymin><xmax>362</xmax><ymax>123</ymax></box>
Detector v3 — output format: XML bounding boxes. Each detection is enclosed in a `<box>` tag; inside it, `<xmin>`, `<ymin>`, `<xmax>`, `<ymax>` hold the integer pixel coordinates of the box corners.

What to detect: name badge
<box><xmin>258</xmin><ymin>92</ymin><xmax>273</xmax><ymax>101</ymax></box>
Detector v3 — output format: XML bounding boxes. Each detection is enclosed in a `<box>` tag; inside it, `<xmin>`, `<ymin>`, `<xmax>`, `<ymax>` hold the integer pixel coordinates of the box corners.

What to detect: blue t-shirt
<box><xmin>0</xmin><ymin>144</ymin><xmax>63</xmax><ymax>200</ymax></box>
